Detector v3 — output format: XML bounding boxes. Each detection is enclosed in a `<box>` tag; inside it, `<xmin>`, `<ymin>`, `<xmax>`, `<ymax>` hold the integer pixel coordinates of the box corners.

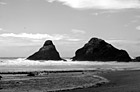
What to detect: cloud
<box><xmin>106</xmin><ymin>39</ymin><xmax>140</xmax><ymax>51</ymax></box>
<box><xmin>92</xmin><ymin>10</ymin><xmax>122</xmax><ymax>16</ymax></box>
<box><xmin>67</xmin><ymin>38</ymin><xmax>81</xmax><ymax>41</ymax></box>
<box><xmin>136</xmin><ymin>26</ymin><xmax>140</xmax><ymax>30</ymax></box>
<box><xmin>46</xmin><ymin>0</ymin><xmax>140</xmax><ymax>10</ymax></box>
<box><xmin>0</xmin><ymin>28</ymin><xmax>6</xmax><ymax>32</ymax></box>
<box><xmin>0</xmin><ymin>28</ymin><xmax>3</xmax><ymax>31</ymax></box>
<box><xmin>0</xmin><ymin>33</ymin><xmax>81</xmax><ymax>47</ymax></box>
<box><xmin>106</xmin><ymin>39</ymin><xmax>140</xmax><ymax>44</ymax></box>
<box><xmin>0</xmin><ymin>33</ymin><xmax>65</xmax><ymax>40</ymax></box>
<box><xmin>47</xmin><ymin>0</ymin><xmax>55</xmax><ymax>3</ymax></box>
<box><xmin>71</xmin><ymin>29</ymin><xmax>86</xmax><ymax>34</ymax></box>
<box><xmin>0</xmin><ymin>2</ymin><xmax>7</xmax><ymax>5</ymax></box>
<box><xmin>0</xmin><ymin>33</ymin><xmax>80</xmax><ymax>43</ymax></box>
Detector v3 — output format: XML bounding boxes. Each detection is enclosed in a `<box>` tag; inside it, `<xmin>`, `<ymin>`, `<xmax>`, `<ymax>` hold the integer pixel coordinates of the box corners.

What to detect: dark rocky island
<box><xmin>133</xmin><ymin>56</ymin><xmax>140</xmax><ymax>62</ymax></box>
<box><xmin>27</xmin><ymin>40</ymin><xmax>63</xmax><ymax>60</ymax></box>
<box><xmin>72</xmin><ymin>37</ymin><xmax>131</xmax><ymax>62</ymax></box>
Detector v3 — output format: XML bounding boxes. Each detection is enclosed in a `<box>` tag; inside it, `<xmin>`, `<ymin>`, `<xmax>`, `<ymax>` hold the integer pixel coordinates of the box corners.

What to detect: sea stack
<box><xmin>27</xmin><ymin>40</ymin><xmax>63</xmax><ymax>60</ymax></box>
<box><xmin>72</xmin><ymin>37</ymin><xmax>131</xmax><ymax>62</ymax></box>
<box><xmin>133</xmin><ymin>56</ymin><xmax>140</xmax><ymax>62</ymax></box>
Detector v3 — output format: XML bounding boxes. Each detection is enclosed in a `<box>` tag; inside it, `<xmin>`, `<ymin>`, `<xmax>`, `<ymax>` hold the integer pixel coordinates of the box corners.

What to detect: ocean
<box><xmin>0</xmin><ymin>57</ymin><xmax>140</xmax><ymax>72</ymax></box>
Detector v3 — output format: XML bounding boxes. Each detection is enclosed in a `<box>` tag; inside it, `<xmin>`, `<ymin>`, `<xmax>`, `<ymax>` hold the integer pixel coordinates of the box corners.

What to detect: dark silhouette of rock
<box><xmin>133</xmin><ymin>56</ymin><xmax>140</xmax><ymax>62</ymax></box>
<box><xmin>0</xmin><ymin>76</ymin><xmax>2</xmax><ymax>80</ymax></box>
<box><xmin>72</xmin><ymin>38</ymin><xmax>131</xmax><ymax>62</ymax></box>
<box><xmin>27</xmin><ymin>40</ymin><xmax>63</xmax><ymax>60</ymax></box>
<box><xmin>27</xmin><ymin>72</ymin><xmax>36</xmax><ymax>76</ymax></box>
<box><xmin>27</xmin><ymin>72</ymin><xmax>39</xmax><ymax>76</ymax></box>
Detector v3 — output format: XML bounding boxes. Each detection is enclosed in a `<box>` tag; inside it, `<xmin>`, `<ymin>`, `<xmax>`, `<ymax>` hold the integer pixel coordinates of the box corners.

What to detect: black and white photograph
<box><xmin>0</xmin><ymin>0</ymin><xmax>140</xmax><ymax>92</ymax></box>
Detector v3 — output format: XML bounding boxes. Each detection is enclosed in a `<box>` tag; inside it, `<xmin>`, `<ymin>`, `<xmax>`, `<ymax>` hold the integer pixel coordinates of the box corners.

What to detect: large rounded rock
<box><xmin>72</xmin><ymin>38</ymin><xmax>131</xmax><ymax>62</ymax></box>
<box><xmin>27</xmin><ymin>40</ymin><xmax>63</xmax><ymax>60</ymax></box>
<box><xmin>133</xmin><ymin>56</ymin><xmax>140</xmax><ymax>62</ymax></box>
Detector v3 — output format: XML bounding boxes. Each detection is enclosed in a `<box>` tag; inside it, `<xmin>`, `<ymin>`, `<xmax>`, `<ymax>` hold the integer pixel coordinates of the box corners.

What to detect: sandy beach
<box><xmin>1</xmin><ymin>0</ymin><xmax>140</xmax><ymax>91</ymax></box>
<box><xmin>60</xmin><ymin>70</ymin><xmax>140</xmax><ymax>92</ymax></box>
<box><xmin>1</xmin><ymin>59</ymin><xmax>140</xmax><ymax>92</ymax></box>
<box><xmin>1</xmin><ymin>68</ymin><xmax>140</xmax><ymax>92</ymax></box>
<box><xmin>0</xmin><ymin>70</ymin><xmax>108</xmax><ymax>92</ymax></box>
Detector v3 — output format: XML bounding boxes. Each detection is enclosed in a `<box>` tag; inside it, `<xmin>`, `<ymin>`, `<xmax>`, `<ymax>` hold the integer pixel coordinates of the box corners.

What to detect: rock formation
<box><xmin>133</xmin><ymin>56</ymin><xmax>140</xmax><ymax>62</ymax></box>
<box><xmin>0</xmin><ymin>76</ymin><xmax>2</xmax><ymax>80</ymax></box>
<box><xmin>27</xmin><ymin>40</ymin><xmax>63</xmax><ymax>60</ymax></box>
<box><xmin>72</xmin><ymin>37</ymin><xmax>131</xmax><ymax>62</ymax></box>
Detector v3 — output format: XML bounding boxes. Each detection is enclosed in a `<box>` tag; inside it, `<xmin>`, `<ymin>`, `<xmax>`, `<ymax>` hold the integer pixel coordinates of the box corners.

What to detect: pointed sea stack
<box><xmin>72</xmin><ymin>37</ymin><xmax>131</xmax><ymax>62</ymax></box>
<box><xmin>27</xmin><ymin>40</ymin><xmax>63</xmax><ymax>60</ymax></box>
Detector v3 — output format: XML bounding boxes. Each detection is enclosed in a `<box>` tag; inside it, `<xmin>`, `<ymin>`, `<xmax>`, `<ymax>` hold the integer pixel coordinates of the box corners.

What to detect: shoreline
<box><xmin>47</xmin><ymin>75</ymin><xmax>109</xmax><ymax>92</ymax></box>
<box><xmin>59</xmin><ymin>69</ymin><xmax>140</xmax><ymax>92</ymax></box>
<box><xmin>1</xmin><ymin>69</ymin><xmax>140</xmax><ymax>92</ymax></box>
<box><xmin>0</xmin><ymin>70</ymin><xmax>109</xmax><ymax>92</ymax></box>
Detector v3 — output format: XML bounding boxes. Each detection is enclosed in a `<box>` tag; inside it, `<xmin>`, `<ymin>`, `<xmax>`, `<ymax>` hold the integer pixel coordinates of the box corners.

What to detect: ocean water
<box><xmin>0</xmin><ymin>57</ymin><xmax>140</xmax><ymax>72</ymax></box>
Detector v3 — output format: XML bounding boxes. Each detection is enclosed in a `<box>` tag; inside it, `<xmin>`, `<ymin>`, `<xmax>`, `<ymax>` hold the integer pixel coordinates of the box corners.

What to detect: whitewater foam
<box><xmin>0</xmin><ymin>58</ymin><xmax>140</xmax><ymax>72</ymax></box>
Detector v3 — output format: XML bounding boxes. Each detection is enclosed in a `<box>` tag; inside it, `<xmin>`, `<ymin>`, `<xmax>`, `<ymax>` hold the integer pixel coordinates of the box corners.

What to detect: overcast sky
<box><xmin>0</xmin><ymin>0</ymin><xmax>140</xmax><ymax>58</ymax></box>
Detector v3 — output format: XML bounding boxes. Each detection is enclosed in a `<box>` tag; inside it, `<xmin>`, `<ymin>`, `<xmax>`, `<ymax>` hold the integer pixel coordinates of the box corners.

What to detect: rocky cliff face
<box><xmin>27</xmin><ymin>40</ymin><xmax>63</xmax><ymax>60</ymax></box>
<box><xmin>72</xmin><ymin>38</ymin><xmax>131</xmax><ymax>62</ymax></box>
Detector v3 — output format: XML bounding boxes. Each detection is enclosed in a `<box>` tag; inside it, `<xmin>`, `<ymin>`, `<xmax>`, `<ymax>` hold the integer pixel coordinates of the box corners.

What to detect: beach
<box><xmin>1</xmin><ymin>0</ymin><xmax>140</xmax><ymax>91</ymax></box>
<box><xmin>0</xmin><ymin>70</ymin><xmax>108</xmax><ymax>92</ymax></box>
<box><xmin>1</xmin><ymin>59</ymin><xmax>140</xmax><ymax>92</ymax></box>
<box><xmin>61</xmin><ymin>70</ymin><xmax>140</xmax><ymax>92</ymax></box>
<box><xmin>1</xmin><ymin>69</ymin><xmax>140</xmax><ymax>92</ymax></box>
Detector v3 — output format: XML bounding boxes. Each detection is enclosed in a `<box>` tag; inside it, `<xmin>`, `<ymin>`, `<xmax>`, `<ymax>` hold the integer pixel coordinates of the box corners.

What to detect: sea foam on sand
<box><xmin>0</xmin><ymin>58</ymin><xmax>140</xmax><ymax>72</ymax></box>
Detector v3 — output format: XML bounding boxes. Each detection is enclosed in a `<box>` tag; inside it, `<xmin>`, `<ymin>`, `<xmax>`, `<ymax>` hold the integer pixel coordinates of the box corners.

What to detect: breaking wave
<box><xmin>0</xmin><ymin>58</ymin><xmax>140</xmax><ymax>72</ymax></box>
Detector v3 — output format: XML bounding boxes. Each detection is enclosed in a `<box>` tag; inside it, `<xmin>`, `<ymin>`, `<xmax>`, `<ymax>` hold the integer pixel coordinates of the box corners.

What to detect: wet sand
<box><xmin>0</xmin><ymin>71</ymin><xmax>108</xmax><ymax>92</ymax></box>
<box><xmin>60</xmin><ymin>70</ymin><xmax>140</xmax><ymax>92</ymax></box>
<box><xmin>1</xmin><ymin>69</ymin><xmax>140</xmax><ymax>92</ymax></box>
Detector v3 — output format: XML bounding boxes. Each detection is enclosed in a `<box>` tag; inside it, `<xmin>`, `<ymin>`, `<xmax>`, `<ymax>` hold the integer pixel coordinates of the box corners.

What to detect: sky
<box><xmin>0</xmin><ymin>0</ymin><xmax>140</xmax><ymax>58</ymax></box>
